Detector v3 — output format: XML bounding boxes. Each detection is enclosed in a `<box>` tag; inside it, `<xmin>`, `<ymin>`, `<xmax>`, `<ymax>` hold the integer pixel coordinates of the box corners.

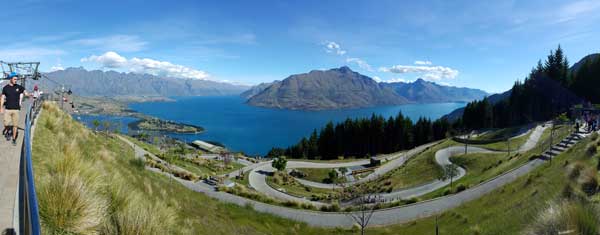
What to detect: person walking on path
<box><xmin>1</xmin><ymin>72</ymin><xmax>30</xmax><ymax>145</ymax></box>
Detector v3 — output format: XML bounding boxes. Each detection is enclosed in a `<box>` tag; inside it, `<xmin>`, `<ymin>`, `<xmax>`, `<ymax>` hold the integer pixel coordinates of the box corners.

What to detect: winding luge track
<box><xmin>249</xmin><ymin>125</ymin><xmax>546</xmax><ymax>206</ymax></box>
<box><xmin>120</xmin><ymin>123</ymin><xmax>588</xmax><ymax>227</ymax></box>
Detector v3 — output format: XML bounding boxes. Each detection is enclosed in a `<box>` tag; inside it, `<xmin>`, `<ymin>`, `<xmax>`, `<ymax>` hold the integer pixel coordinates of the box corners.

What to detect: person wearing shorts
<box><xmin>1</xmin><ymin>72</ymin><xmax>29</xmax><ymax>145</ymax></box>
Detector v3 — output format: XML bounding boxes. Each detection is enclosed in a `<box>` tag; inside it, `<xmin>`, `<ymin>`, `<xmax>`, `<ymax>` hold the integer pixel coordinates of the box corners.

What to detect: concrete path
<box><xmin>0</xmin><ymin>101</ymin><xmax>31</xmax><ymax>234</ymax></box>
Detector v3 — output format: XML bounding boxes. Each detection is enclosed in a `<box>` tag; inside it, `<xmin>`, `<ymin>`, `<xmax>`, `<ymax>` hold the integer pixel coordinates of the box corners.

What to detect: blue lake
<box><xmin>122</xmin><ymin>96</ymin><xmax>465</xmax><ymax>156</ymax></box>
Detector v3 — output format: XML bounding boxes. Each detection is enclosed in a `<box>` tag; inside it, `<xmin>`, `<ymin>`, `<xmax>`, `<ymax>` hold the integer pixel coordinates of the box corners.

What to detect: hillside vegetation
<box><xmin>31</xmin><ymin>101</ymin><xmax>600</xmax><ymax>234</ymax></box>
<box><xmin>31</xmin><ymin>102</ymin><xmax>337</xmax><ymax>235</ymax></box>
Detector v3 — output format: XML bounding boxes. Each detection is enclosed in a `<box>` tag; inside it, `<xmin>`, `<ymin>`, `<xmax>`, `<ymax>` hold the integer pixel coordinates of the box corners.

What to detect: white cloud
<box><xmin>81</xmin><ymin>51</ymin><xmax>127</xmax><ymax>68</ymax></box>
<box><xmin>346</xmin><ymin>57</ymin><xmax>373</xmax><ymax>71</ymax></box>
<box><xmin>71</xmin><ymin>35</ymin><xmax>148</xmax><ymax>52</ymax></box>
<box><xmin>128</xmin><ymin>57</ymin><xmax>210</xmax><ymax>80</ymax></box>
<box><xmin>324</xmin><ymin>41</ymin><xmax>346</xmax><ymax>55</ymax></box>
<box><xmin>49</xmin><ymin>64</ymin><xmax>65</xmax><ymax>72</ymax></box>
<box><xmin>372</xmin><ymin>76</ymin><xmax>382</xmax><ymax>83</ymax></box>
<box><xmin>379</xmin><ymin>64</ymin><xmax>459</xmax><ymax>81</ymax></box>
<box><xmin>81</xmin><ymin>51</ymin><xmax>210</xmax><ymax>80</ymax></box>
<box><xmin>414</xmin><ymin>60</ymin><xmax>432</xmax><ymax>65</ymax></box>
<box><xmin>384</xmin><ymin>78</ymin><xmax>411</xmax><ymax>83</ymax></box>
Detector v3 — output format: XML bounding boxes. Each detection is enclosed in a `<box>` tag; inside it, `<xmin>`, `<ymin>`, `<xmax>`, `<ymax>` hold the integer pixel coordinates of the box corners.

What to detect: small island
<box><xmin>128</xmin><ymin>118</ymin><xmax>204</xmax><ymax>134</ymax></box>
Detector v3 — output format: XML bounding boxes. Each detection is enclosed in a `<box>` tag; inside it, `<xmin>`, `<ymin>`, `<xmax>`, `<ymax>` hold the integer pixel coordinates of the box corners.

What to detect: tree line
<box><xmin>267</xmin><ymin>113</ymin><xmax>451</xmax><ymax>160</ymax></box>
<box><xmin>460</xmin><ymin>45</ymin><xmax>591</xmax><ymax>129</ymax></box>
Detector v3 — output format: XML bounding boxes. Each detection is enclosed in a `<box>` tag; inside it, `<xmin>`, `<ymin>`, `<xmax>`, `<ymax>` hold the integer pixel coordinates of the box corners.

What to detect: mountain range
<box><xmin>38</xmin><ymin>67</ymin><xmax>249</xmax><ymax>97</ymax></box>
<box><xmin>244</xmin><ymin>66</ymin><xmax>488</xmax><ymax>110</ymax></box>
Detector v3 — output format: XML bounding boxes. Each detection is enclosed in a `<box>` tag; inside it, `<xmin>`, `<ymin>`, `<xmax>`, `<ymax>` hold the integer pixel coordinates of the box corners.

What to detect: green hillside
<box><xmin>31</xmin><ymin>101</ymin><xmax>600</xmax><ymax>234</ymax></box>
<box><xmin>31</xmin><ymin>102</ymin><xmax>337</xmax><ymax>235</ymax></box>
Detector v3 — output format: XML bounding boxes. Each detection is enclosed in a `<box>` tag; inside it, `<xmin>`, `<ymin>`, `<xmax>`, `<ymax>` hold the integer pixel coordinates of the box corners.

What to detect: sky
<box><xmin>0</xmin><ymin>0</ymin><xmax>599</xmax><ymax>93</ymax></box>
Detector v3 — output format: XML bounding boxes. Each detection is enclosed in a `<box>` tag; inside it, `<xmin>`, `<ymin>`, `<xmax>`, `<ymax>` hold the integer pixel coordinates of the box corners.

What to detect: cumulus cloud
<box><xmin>385</xmin><ymin>78</ymin><xmax>411</xmax><ymax>83</ymax></box>
<box><xmin>71</xmin><ymin>35</ymin><xmax>148</xmax><ymax>52</ymax></box>
<box><xmin>372</xmin><ymin>76</ymin><xmax>383</xmax><ymax>83</ymax></box>
<box><xmin>81</xmin><ymin>51</ymin><xmax>210</xmax><ymax>80</ymax></box>
<box><xmin>414</xmin><ymin>60</ymin><xmax>432</xmax><ymax>65</ymax></box>
<box><xmin>324</xmin><ymin>41</ymin><xmax>346</xmax><ymax>55</ymax></box>
<box><xmin>49</xmin><ymin>64</ymin><xmax>65</xmax><ymax>72</ymax></box>
<box><xmin>346</xmin><ymin>57</ymin><xmax>373</xmax><ymax>71</ymax></box>
<box><xmin>379</xmin><ymin>65</ymin><xmax>459</xmax><ymax>81</ymax></box>
<box><xmin>81</xmin><ymin>51</ymin><xmax>127</xmax><ymax>68</ymax></box>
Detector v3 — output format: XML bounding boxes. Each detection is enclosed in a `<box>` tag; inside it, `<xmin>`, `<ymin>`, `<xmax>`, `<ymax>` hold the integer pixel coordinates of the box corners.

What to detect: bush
<box><xmin>320</xmin><ymin>203</ymin><xmax>341</xmax><ymax>212</ymax></box>
<box><xmin>567</xmin><ymin>162</ymin><xmax>585</xmax><ymax>180</ymax></box>
<box><xmin>455</xmin><ymin>184</ymin><xmax>467</xmax><ymax>193</ymax></box>
<box><xmin>587</xmin><ymin>144</ymin><xmax>598</xmax><ymax>157</ymax></box>
<box><xmin>578</xmin><ymin>169</ymin><xmax>599</xmax><ymax>196</ymax></box>
<box><xmin>403</xmin><ymin>198</ymin><xmax>418</xmax><ymax>204</ymax></box>
<box><xmin>442</xmin><ymin>188</ymin><xmax>452</xmax><ymax>196</ymax></box>
<box><xmin>526</xmin><ymin>200</ymin><xmax>600</xmax><ymax>235</ymax></box>
<box><xmin>591</xmin><ymin>132</ymin><xmax>599</xmax><ymax>141</ymax></box>
<box><xmin>283</xmin><ymin>200</ymin><xmax>300</xmax><ymax>208</ymax></box>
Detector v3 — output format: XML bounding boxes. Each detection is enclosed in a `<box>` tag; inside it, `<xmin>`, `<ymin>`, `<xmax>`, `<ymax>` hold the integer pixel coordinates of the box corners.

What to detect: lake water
<box><xmin>122</xmin><ymin>96</ymin><xmax>464</xmax><ymax>156</ymax></box>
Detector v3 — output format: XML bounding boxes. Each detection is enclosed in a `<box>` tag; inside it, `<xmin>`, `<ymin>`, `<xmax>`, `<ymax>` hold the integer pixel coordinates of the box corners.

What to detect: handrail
<box><xmin>18</xmin><ymin>95</ymin><xmax>45</xmax><ymax>235</ymax></box>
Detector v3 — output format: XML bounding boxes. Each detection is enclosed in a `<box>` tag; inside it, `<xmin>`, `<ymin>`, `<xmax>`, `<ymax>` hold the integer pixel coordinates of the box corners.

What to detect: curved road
<box><xmin>251</xmin><ymin>125</ymin><xmax>546</xmax><ymax>205</ymax></box>
<box><xmin>117</xmin><ymin>124</ymin><xmax>585</xmax><ymax>228</ymax></box>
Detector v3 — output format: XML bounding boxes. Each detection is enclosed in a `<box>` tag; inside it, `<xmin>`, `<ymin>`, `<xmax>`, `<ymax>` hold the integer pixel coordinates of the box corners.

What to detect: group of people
<box><xmin>578</xmin><ymin>112</ymin><xmax>600</xmax><ymax>133</ymax></box>
<box><xmin>1</xmin><ymin>72</ymin><xmax>40</xmax><ymax>146</ymax></box>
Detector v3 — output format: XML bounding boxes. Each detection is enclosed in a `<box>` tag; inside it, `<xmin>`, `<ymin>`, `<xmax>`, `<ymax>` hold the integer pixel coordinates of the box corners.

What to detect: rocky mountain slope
<box><xmin>246</xmin><ymin>66</ymin><xmax>409</xmax><ymax>110</ymax></box>
<box><xmin>38</xmin><ymin>67</ymin><xmax>249</xmax><ymax>97</ymax></box>
<box><xmin>245</xmin><ymin>66</ymin><xmax>487</xmax><ymax>110</ymax></box>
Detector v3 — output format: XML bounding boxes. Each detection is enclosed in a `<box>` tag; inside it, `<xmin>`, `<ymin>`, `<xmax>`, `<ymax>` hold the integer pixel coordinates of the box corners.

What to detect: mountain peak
<box><xmin>414</xmin><ymin>78</ymin><xmax>427</xmax><ymax>83</ymax></box>
<box><xmin>334</xmin><ymin>66</ymin><xmax>353</xmax><ymax>73</ymax></box>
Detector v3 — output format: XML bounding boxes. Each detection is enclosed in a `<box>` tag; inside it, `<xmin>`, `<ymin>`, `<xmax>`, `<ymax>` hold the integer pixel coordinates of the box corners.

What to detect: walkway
<box><xmin>0</xmin><ymin>101</ymin><xmax>30</xmax><ymax>234</ymax></box>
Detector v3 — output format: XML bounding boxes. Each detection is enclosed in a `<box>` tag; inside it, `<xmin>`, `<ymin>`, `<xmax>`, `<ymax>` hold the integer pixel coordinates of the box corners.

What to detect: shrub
<box><xmin>578</xmin><ymin>168</ymin><xmax>599</xmax><ymax>196</ymax></box>
<box><xmin>442</xmin><ymin>188</ymin><xmax>452</xmax><ymax>196</ymax></box>
<box><xmin>567</xmin><ymin>162</ymin><xmax>586</xmax><ymax>180</ymax></box>
<box><xmin>129</xmin><ymin>157</ymin><xmax>145</xmax><ymax>170</ymax></box>
<box><xmin>329</xmin><ymin>202</ymin><xmax>341</xmax><ymax>212</ymax></box>
<box><xmin>526</xmin><ymin>200</ymin><xmax>600</xmax><ymax>235</ymax></box>
<box><xmin>283</xmin><ymin>200</ymin><xmax>300</xmax><ymax>208</ymax></box>
<box><xmin>591</xmin><ymin>132</ymin><xmax>599</xmax><ymax>141</ymax></box>
<box><xmin>403</xmin><ymin>198</ymin><xmax>418</xmax><ymax>204</ymax></box>
<box><xmin>586</xmin><ymin>143</ymin><xmax>598</xmax><ymax>157</ymax></box>
<box><xmin>455</xmin><ymin>184</ymin><xmax>467</xmax><ymax>193</ymax></box>
<box><xmin>321</xmin><ymin>203</ymin><xmax>341</xmax><ymax>212</ymax></box>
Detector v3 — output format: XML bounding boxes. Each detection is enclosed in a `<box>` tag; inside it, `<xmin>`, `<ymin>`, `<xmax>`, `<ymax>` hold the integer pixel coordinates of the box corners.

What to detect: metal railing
<box><xmin>536</xmin><ymin>121</ymin><xmax>575</xmax><ymax>158</ymax></box>
<box><xmin>18</xmin><ymin>95</ymin><xmax>45</xmax><ymax>235</ymax></box>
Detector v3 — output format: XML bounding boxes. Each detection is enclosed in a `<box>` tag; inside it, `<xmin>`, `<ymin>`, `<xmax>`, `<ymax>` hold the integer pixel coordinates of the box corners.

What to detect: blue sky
<box><xmin>1</xmin><ymin>0</ymin><xmax>599</xmax><ymax>93</ymax></box>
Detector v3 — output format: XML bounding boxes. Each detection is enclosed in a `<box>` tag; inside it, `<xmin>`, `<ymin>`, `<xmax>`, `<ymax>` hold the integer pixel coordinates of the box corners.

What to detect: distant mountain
<box><xmin>247</xmin><ymin>66</ymin><xmax>409</xmax><ymax>110</ymax></box>
<box><xmin>570</xmin><ymin>53</ymin><xmax>599</xmax><ymax>73</ymax></box>
<box><xmin>38</xmin><ymin>67</ymin><xmax>249</xmax><ymax>97</ymax></box>
<box><xmin>245</xmin><ymin>66</ymin><xmax>487</xmax><ymax>110</ymax></box>
<box><xmin>443</xmin><ymin>90</ymin><xmax>511</xmax><ymax>121</ymax></box>
<box><xmin>240</xmin><ymin>82</ymin><xmax>274</xmax><ymax>99</ymax></box>
<box><xmin>382</xmin><ymin>78</ymin><xmax>487</xmax><ymax>103</ymax></box>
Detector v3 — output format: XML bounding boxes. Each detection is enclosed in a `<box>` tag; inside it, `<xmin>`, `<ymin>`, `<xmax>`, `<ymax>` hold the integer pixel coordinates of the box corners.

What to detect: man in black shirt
<box><xmin>1</xmin><ymin>73</ymin><xmax>29</xmax><ymax>145</ymax></box>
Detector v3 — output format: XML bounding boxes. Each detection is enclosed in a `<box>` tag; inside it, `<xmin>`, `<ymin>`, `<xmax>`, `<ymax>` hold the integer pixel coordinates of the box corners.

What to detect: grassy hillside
<box><xmin>31</xmin><ymin>102</ymin><xmax>599</xmax><ymax>234</ymax></box>
<box><xmin>31</xmin><ymin>102</ymin><xmax>338</xmax><ymax>235</ymax></box>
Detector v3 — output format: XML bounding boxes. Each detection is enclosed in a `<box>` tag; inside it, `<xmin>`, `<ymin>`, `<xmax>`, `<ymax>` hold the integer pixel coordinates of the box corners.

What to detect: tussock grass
<box><xmin>34</xmin><ymin>102</ymin><xmax>177</xmax><ymax>235</ymax></box>
<box><xmin>526</xmin><ymin>200</ymin><xmax>600</xmax><ymax>235</ymax></box>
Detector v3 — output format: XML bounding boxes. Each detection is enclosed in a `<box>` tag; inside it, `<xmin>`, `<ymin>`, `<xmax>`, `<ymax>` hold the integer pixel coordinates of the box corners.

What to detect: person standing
<box><xmin>1</xmin><ymin>72</ymin><xmax>29</xmax><ymax>145</ymax></box>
